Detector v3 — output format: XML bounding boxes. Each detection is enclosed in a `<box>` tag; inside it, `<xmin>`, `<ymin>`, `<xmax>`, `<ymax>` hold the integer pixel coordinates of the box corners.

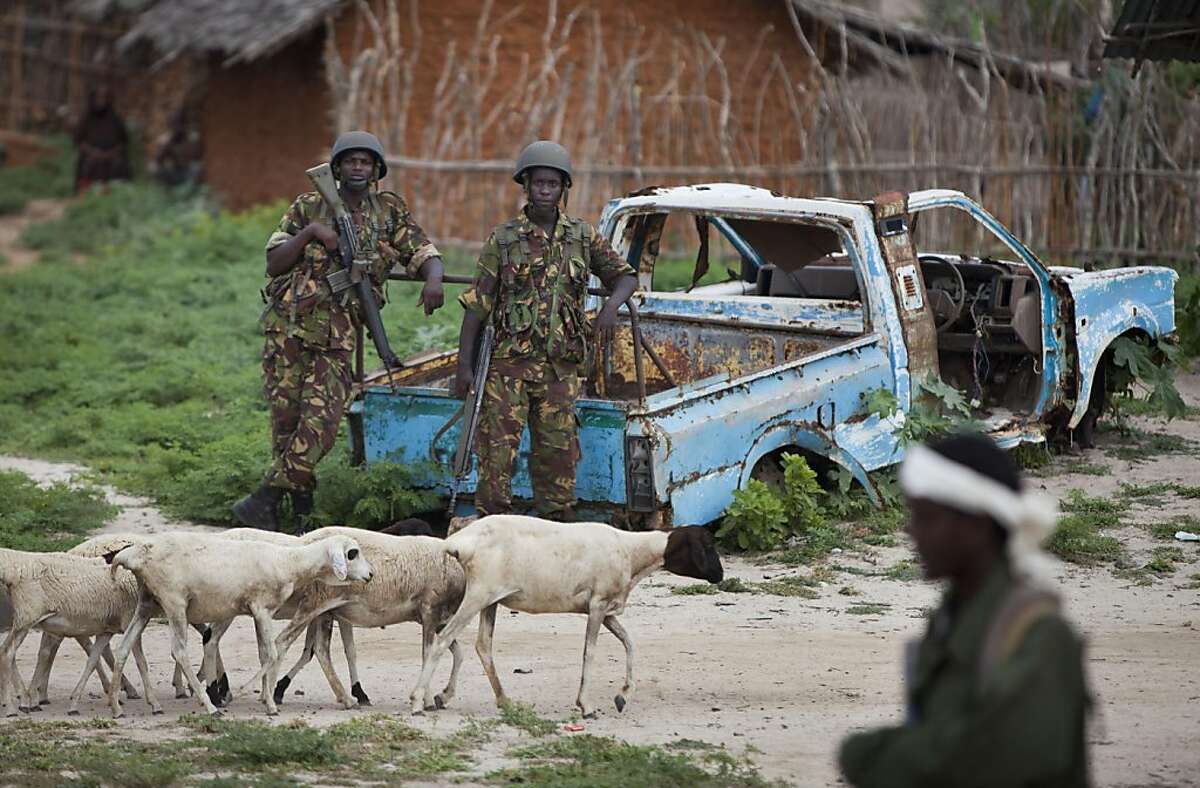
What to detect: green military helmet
<box><xmin>331</xmin><ymin>130</ymin><xmax>388</xmax><ymax>178</ymax></box>
<box><xmin>513</xmin><ymin>140</ymin><xmax>572</xmax><ymax>187</ymax></box>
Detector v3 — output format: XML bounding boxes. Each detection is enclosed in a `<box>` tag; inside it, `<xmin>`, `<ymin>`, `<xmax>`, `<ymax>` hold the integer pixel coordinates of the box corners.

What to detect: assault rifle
<box><xmin>446</xmin><ymin>318</ymin><xmax>495</xmax><ymax>517</ymax></box>
<box><xmin>306</xmin><ymin>163</ymin><xmax>400</xmax><ymax>390</ymax></box>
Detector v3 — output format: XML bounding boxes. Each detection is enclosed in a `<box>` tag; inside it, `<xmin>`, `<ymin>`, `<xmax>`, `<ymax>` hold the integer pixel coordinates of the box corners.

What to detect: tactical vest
<box><xmin>493</xmin><ymin>217</ymin><xmax>592</xmax><ymax>363</ymax></box>
<box><xmin>262</xmin><ymin>191</ymin><xmax>398</xmax><ymax>332</ymax></box>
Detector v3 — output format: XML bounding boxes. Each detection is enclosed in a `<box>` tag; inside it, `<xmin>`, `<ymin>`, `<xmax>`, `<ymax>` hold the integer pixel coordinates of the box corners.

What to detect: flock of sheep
<box><xmin>0</xmin><ymin>514</ymin><xmax>723</xmax><ymax>720</ymax></box>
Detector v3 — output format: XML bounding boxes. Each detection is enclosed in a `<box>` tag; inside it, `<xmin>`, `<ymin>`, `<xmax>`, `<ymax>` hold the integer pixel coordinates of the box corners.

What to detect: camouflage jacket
<box><xmin>459</xmin><ymin>206</ymin><xmax>635</xmax><ymax>379</ymax></box>
<box><xmin>261</xmin><ymin>190</ymin><xmax>439</xmax><ymax>350</ymax></box>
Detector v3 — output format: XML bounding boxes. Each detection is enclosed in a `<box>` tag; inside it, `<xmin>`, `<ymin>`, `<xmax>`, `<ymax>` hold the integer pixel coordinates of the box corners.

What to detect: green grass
<box><xmin>1145</xmin><ymin>546</ymin><xmax>1188</xmax><ymax>576</ymax></box>
<box><xmin>0</xmin><ymin>470</ymin><xmax>117</xmax><ymax>550</ymax></box>
<box><xmin>0</xmin><ymin>181</ymin><xmax>450</xmax><ymax>526</ymax></box>
<box><xmin>499</xmin><ymin>702</ymin><xmax>558</xmax><ymax>737</ymax></box>
<box><xmin>1105</xmin><ymin>426</ymin><xmax>1198</xmax><ymax>463</ymax></box>
<box><xmin>845</xmin><ymin>602</ymin><xmax>891</xmax><ymax>616</ymax></box>
<box><xmin>1148</xmin><ymin>515</ymin><xmax>1199</xmax><ymax>540</ymax></box>
<box><xmin>671</xmin><ymin>573</ymin><xmax>821</xmax><ymax>598</ymax></box>
<box><xmin>0</xmin><ymin>142</ymin><xmax>75</xmax><ymax>217</ymax></box>
<box><xmin>490</xmin><ymin>734</ymin><xmax>781</xmax><ymax>788</ymax></box>
<box><xmin>1047</xmin><ymin>491</ymin><xmax>1126</xmax><ymax>565</ymax></box>
<box><xmin>884</xmin><ymin>559</ymin><xmax>923</xmax><ymax>581</ymax></box>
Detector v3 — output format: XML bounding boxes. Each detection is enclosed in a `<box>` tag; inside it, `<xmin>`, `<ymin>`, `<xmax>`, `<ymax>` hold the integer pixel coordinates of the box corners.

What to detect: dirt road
<box><xmin>5</xmin><ymin>376</ymin><xmax>1199</xmax><ymax>787</ymax></box>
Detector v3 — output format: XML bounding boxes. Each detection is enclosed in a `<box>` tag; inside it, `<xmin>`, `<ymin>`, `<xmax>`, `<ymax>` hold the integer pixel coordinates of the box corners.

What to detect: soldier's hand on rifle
<box><xmin>452</xmin><ymin>366</ymin><xmax>474</xmax><ymax>399</ymax></box>
<box><xmin>308</xmin><ymin>221</ymin><xmax>339</xmax><ymax>251</ymax></box>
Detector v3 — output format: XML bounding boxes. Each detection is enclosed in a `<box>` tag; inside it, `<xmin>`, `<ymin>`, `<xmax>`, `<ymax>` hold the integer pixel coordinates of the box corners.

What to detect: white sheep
<box><xmin>104</xmin><ymin>532</ymin><xmax>372</xmax><ymax>717</ymax></box>
<box><xmin>26</xmin><ymin>533</ymin><xmax>189</xmax><ymax>708</ymax></box>
<box><xmin>0</xmin><ymin>547</ymin><xmax>158</xmax><ymax>717</ymax></box>
<box><xmin>234</xmin><ymin>527</ymin><xmax>466</xmax><ymax>712</ymax></box>
<box><xmin>407</xmin><ymin>515</ymin><xmax>724</xmax><ymax>717</ymax></box>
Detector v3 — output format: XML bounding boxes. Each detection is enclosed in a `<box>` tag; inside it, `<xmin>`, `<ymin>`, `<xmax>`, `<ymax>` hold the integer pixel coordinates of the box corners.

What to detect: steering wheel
<box><xmin>917</xmin><ymin>255</ymin><xmax>967</xmax><ymax>333</ymax></box>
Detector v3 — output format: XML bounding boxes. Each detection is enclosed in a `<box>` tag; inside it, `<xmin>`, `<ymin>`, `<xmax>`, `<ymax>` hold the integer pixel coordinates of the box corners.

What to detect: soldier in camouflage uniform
<box><xmin>233</xmin><ymin>131</ymin><xmax>445</xmax><ymax>531</ymax></box>
<box><xmin>454</xmin><ymin>141</ymin><xmax>637</xmax><ymax>521</ymax></box>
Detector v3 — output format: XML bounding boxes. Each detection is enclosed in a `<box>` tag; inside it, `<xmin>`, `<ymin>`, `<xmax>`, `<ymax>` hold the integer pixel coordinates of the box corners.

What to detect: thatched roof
<box><xmin>788</xmin><ymin>0</ymin><xmax>1089</xmax><ymax>92</ymax></box>
<box><xmin>72</xmin><ymin>0</ymin><xmax>345</xmax><ymax>65</ymax></box>
<box><xmin>1104</xmin><ymin>0</ymin><xmax>1200</xmax><ymax>65</ymax></box>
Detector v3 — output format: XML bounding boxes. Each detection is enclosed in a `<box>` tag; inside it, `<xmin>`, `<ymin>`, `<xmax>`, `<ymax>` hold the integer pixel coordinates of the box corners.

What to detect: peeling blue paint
<box><xmin>359</xmin><ymin>184</ymin><xmax>1177</xmax><ymax>525</ymax></box>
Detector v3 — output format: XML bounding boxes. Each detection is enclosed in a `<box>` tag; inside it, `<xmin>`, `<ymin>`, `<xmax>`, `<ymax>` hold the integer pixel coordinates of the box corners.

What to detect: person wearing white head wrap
<box><xmin>839</xmin><ymin>433</ymin><xmax>1091</xmax><ymax>788</ymax></box>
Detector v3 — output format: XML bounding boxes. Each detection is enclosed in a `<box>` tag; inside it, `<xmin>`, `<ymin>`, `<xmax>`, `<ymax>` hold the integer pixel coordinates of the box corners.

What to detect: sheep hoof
<box><xmin>273</xmin><ymin>676</ymin><xmax>291</xmax><ymax>706</ymax></box>
<box><xmin>38</xmin><ymin>699</ymin><xmax>50</xmax><ymax>707</ymax></box>
<box><xmin>351</xmin><ymin>682</ymin><xmax>371</xmax><ymax>706</ymax></box>
<box><xmin>175</xmin><ymin>690</ymin><xmax>189</xmax><ymax>700</ymax></box>
<box><xmin>582</xmin><ymin>711</ymin><xmax>598</xmax><ymax>720</ymax></box>
<box><xmin>614</xmin><ymin>695</ymin><xmax>626</xmax><ymax>713</ymax></box>
<box><xmin>68</xmin><ymin>710</ymin><xmax>80</xmax><ymax>717</ymax></box>
<box><xmin>433</xmin><ymin>694</ymin><xmax>446</xmax><ymax>711</ymax></box>
<box><xmin>123</xmin><ymin>690</ymin><xmax>141</xmax><ymax>701</ymax></box>
<box><xmin>152</xmin><ymin>708</ymin><xmax>164</xmax><ymax>716</ymax></box>
<box><xmin>27</xmin><ymin>704</ymin><xmax>42</xmax><ymax>713</ymax></box>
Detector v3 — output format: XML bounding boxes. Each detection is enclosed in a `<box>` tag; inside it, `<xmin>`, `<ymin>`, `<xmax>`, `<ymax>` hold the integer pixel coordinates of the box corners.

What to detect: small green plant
<box><xmin>884</xmin><ymin>559</ymin><xmax>923</xmax><ymax>581</ymax></box>
<box><xmin>1108</xmin><ymin>335</ymin><xmax>1186</xmax><ymax>420</ymax></box>
<box><xmin>200</xmin><ymin>719</ymin><xmax>344</xmax><ymax>768</ymax></box>
<box><xmin>0</xmin><ymin>142</ymin><xmax>75</xmax><ymax>216</ymax></box>
<box><xmin>717</xmin><ymin>478</ymin><xmax>789</xmax><ymax>551</ymax></box>
<box><xmin>499</xmin><ymin>701</ymin><xmax>558</xmax><ymax>738</ymax></box>
<box><xmin>1145</xmin><ymin>546</ymin><xmax>1187</xmax><ymax>576</ymax></box>
<box><xmin>1047</xmin><ymin>492</ymin><xmax>1126</xmax><ymax>565</ymax></box>
<box><xmin>491</xmin><ymin>733</ymin><xmax>779</xmax><ymax>787</ymax></box>
<box><xmin>672</xmin><ymin>582</ymin><xmax>721</xmax><ymax>596</ymax></box>
<box><xmin>845</xmin><ymin>602</ymin><xmax>891</xmax><ymax>616</ymax></box>
<box><xmin>0</xmin><ymin>470</ymin><xmax>117</xmax><ymax>550</ymax></box>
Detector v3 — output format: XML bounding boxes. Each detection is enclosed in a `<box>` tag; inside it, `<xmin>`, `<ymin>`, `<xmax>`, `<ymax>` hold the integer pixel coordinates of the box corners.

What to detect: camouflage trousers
<box><xmin>262</xmin><ymin>332</ymin><xmax>352</xmax><ymax>492</ymax></box>
<box><xmin>474</xmin><ymin>364</ymin><xmax>581</xmax><ymax>519</ymax></box>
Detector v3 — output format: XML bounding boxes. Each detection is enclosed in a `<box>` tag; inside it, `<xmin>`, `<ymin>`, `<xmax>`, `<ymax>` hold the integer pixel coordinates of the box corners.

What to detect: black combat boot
<box><xmin>291</xmin><ymin>489</ymin><xmax>314</xmax><ymax>534</ymax></box>
<box><xmin>231</xmin><ymin>485</ymin><xmax>285</xmax><ymax>531</ymax></box>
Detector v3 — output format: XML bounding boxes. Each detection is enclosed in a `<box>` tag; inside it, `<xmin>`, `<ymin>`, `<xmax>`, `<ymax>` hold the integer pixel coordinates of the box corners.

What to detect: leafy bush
<box><xmin>0</xmin><ymin>182</ymin><xmax>453</xmax><ymax>525</ymax></box>
<box><xmin>717</xmin><ymin>479</ymin><xmax>789</xmax><ymax>551</ymax></box>
<box><xmin>312</xmin><ymin>459</ymin><xmax>439</xmax><ymax>530</ymax></box>
<box><xmin>1176</xmin><ymin>273</ymin><xmax>1200</xmax><ymax>357</ymax></box>
<box><xmin>0</xmin><ymin>141</ymin><xmax>75</xmax><ymax>217</ymax></box>
<box><xmin>1107</xmin><ymin>335</ymin><xmax>1186</xmax><ymax>419</ymax></box>
<box><xmin>0</xmin><ymin>470</ymin><xmax>116</xmax><ymax>551</ymax></box>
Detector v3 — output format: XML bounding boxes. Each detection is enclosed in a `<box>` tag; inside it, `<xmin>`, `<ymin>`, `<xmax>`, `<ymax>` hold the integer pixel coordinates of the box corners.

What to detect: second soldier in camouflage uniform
<box><xmin>454</xmin><ymin>141</ymin><xmax>637</xmax><ymax>520</ymax></box>
<box><xmin>233</xmin><ymin>131</ymin><xmax>444</xmax><ymax>531</ymax></box>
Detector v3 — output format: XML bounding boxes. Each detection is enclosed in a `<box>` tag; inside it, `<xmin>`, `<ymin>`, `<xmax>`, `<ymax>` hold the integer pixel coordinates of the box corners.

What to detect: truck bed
<box><xmin>374</xmin><ymin>295</ymin><xmax>863</xmax><ymax>404</ymax></box>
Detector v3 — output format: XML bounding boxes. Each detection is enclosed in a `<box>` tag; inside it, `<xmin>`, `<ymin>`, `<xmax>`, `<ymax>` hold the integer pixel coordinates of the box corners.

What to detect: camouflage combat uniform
<box><xmin>459</xmin><ymin>206</ymin><xmax>635</xmax><ymax>518</ymax></box>
<box><xmin>260</xmin><ymin>190</ymin><xmax>439</xmax><ymax>492</ymax></box>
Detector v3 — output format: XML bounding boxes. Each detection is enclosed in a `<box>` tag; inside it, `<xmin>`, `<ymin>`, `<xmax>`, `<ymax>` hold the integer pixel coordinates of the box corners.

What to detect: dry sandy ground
<box><xmin>3</xmin><ymin>377</ymin><xmax>1199</xmax><ymax>787</ymax></box>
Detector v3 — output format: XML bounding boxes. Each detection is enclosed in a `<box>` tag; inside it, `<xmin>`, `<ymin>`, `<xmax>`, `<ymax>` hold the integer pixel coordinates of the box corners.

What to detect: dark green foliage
<box><xmin>311</xmin><ymin>459</ymin><xmax>438</xmax><ymax>530</ymax></box>
<box><xmin>1175</xmin><ymin>273</ymin><xmax>1200</xmax><ymax>357</ymax></box>
<box><xmin>1108</xmin><ymin>335</ymin><xmax>1186</xmax><ymax>420</ymax></box>
<box><xmin>0</xmin><ymin>143</ymin><xmax>75</xmax><ymax>217</ymax></box>
<box><xmin>719</xmin><ymin>454</ymin><xmax>836</xmax><ymax>553</ymax></box>
<box><xmin>0</xmin><ymin>182</ymin><xmax>449</xmax><ymax>525</ymax></box>
<box><xmin>717</xmin><ymin>478</ymin><xmax>789</xmax><ymax>551</ymax></box>
<box><xmin>0</xmin><ymin>470</ymin><xmax>116</xmax><ymax>550</ymax></box>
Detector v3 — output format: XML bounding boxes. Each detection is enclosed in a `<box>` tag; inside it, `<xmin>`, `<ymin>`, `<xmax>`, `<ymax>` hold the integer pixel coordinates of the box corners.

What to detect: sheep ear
<box><xmin>329</xmin><ymin>542</ymin><xmax>348</xmax><ymax>581</ymax></box>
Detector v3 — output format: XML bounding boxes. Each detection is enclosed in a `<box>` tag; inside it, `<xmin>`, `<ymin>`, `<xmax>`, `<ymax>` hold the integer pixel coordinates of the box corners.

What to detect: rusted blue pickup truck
<box><xmin>352</xmin><ymin>185</ymin><xmax>1177</xmax><ymax>526</ymax></box>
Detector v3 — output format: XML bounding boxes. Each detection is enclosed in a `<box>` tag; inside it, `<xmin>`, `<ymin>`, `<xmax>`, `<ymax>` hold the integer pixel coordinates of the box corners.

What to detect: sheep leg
<box><xmin>159</xmin><ymin>601</ymin><xmax>217</xmax><ymax>715</ymax></box>
<box><xmin>0</xmin><ymin>625</ymin><xmax>29</xmax><ymax>716</ymax></box>
<box><xmin>67</xmin><ymin>633</ymin><xmax>112</xmax><ymax>715</ymax></box>
<box><xmin>107</xmin><ymin>603</ymin><xmax>152</xmax><ymax>719</ymax></box>
<box><xmin>475</xmin><ymin>603</ymin><xmax>509</xmax><ymax>710</ymax></box>
<box><xmin>30</xmin><ymin>632</ymin><xmax>64</xmax><ymax>705</ymax></box>
<box><xmin>129</xmin><ymin>633</ymin><xmax>162</xmax><ymax>715</ymax></box>
<box><xmin>409</xmin><ymin>587</ymin><xmax>515</xmax><ymax>716</ymax></box>
<box><xmin>603</xmin><ymin>616</ymin><xmax>634</xmax><ymax>713</ymax></box>
<box><xmin>270</xmin><ymin>618</ymin><xmax>321</xmax><ymax>705</ymax></box>
<box><xmin>202</xmin><ymin>620</ymin><xmax>233</xmax><ymax>707</ymax></box>
<box><xmin>98</xmin><ymin>640</ymin><xmax>141</xmax><ymax>700</ymax></box>
<box><xmin>250</xmin><ymin>606</ymin><xmax>280</xmax><ymax>716</ymax></box>
<box><xmin>435</xmin><ymin>639</ymin><xmax>464</xmax><ymax>710</ymax></box>
<box><xmin>312</xmin><ymin>616</ymin><xmax>354</xmax><ymax>709</ymax></box>
<box><xmin>339</xmin><ymin>621</ymin><xmax>369</xmax><ymax>706</ymax></box>
<box><xmin>575</xmin><ymin>607</ymin><xmax>606</xmax><ymax>719</ymax></box>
